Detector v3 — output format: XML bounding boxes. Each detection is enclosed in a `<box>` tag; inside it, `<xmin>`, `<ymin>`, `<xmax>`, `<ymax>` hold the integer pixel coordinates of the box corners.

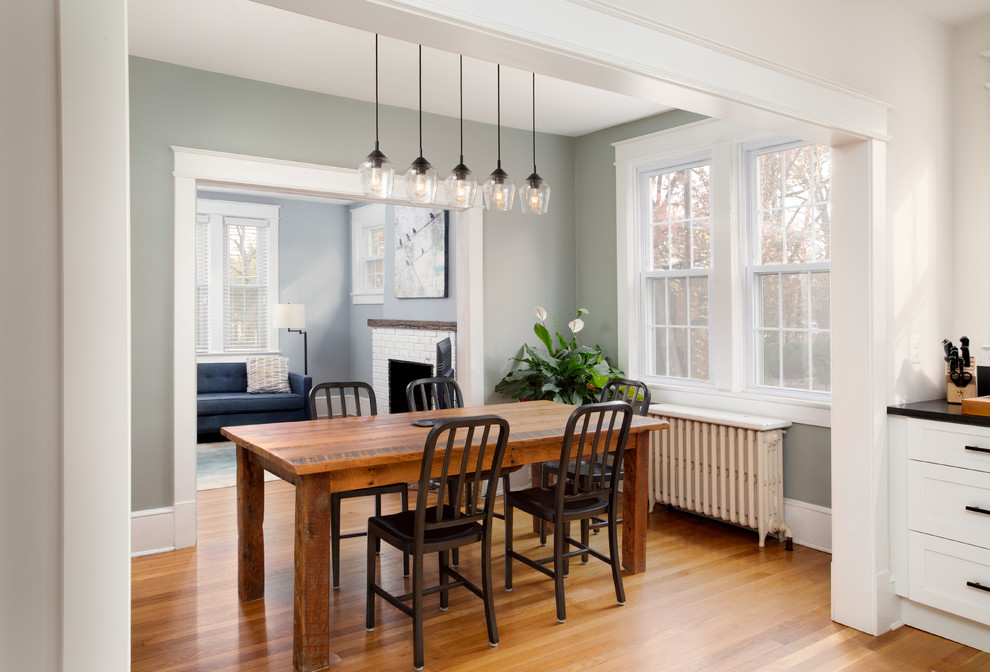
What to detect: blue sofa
<box><xmin>197</xmin><ymin>362</ymin><xmax>312</xmax><ymax>435</ymax></box>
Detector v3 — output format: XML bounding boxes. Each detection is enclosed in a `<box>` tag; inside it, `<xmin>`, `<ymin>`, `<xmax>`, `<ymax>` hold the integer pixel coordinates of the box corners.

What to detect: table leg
<box><xmin>237</xmin><ymin>444</ymin><xmax>265</xmax><ymax>601</ymax></box>
<box><xmin>622</xmin><ymin>431</ymin><xmax>649</xmax><ymax>574</ymax></box>
<box><xmin>293</xmin><ymin>473</ymin><xmax>331</xmax><ymax>672</ymax></box>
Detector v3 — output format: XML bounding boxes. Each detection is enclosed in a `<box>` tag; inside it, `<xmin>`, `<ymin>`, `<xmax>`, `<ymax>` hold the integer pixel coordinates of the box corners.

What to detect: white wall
<box><xmin>951</xmin><ymin>16</ymin><xmax>990</xmax><ymax>349</ymax></box>
<box><xmin>0</xmin><ymin>2</ymin><xmax>62</xmax><ymax>669</ymax></box>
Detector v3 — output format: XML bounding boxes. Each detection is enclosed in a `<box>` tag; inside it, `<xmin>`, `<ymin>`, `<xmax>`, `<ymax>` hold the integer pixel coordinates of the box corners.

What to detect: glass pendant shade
<box><xmin>358</xmin><ymin>143</ymin><xmax>395</xmax><ymax>198</ymax></box>
<box><xmin>445</xmin><ymin>56</ymin><xmax>477</xmax><ymax>208</ymax></box>
<box><xmin>520</xmin><ymin>172</ymin><xmax>550</xmax><ymax>215</ymax></box>
<box><xmin>483</xmin><ymin>164</ymin><xmax>515</xmax><ymax>211</ymax></box>
<box><xmin>404</xmin><ymin>155</ymin><xmax>438</xmax><ymax>203</ymax></box>
<box><xmin>483</xmin><ymin>64</ymin><xmax>514</xmax><ymax>211</ymax></box>
<box><xmin>521</xmin><ymin>71</ymin><xmax>550</xmax><ymax>214</ymax></box>
<box><xmin>359</xmin><ymin>34</ymin><xmax>393</xmax><ymax>198</ymax></box>
<box><xmin>444</xmin><ymin>161</ymin><xmax>478</xmax><ymax>208</ymax></box>
<box><xmin>404</xmin><ymin>44</ymin><xmax>437</xmax><ymax>204</ymax></box>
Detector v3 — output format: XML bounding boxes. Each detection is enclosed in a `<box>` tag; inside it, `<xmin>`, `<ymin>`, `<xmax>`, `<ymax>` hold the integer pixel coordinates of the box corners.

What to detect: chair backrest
<box><xmin>309</xmin><ymin>381</ymin><xmax>377</xmax><ymax>419</ymax></box>
<box><xmin>406</xmin><ymin>376</ymin><xmax>464</xmax><ymax>412</ymax></box>
<box><xmin>413</xmin><ymin>416</ymin><xmax>510</xmax><ymax>538</ymax></box>
<box><xmin>556</xmin><ymin>401</ymin><xmax>633</xmax><ymax>509</ymax></box>
<box><xmin>598</xmin><ymin>377</ymin><xmax>652</xmax><ymax>417</ymax></box>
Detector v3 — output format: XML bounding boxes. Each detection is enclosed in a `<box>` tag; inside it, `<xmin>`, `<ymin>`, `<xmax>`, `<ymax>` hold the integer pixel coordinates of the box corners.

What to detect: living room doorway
<box><xmin>170</xmin><ymin>147</ymin><xmax>485</xmax><ymax>548</ymax></box>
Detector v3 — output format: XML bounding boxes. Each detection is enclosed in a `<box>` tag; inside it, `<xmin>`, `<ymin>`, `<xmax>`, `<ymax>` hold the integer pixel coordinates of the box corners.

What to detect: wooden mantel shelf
<box><xmin>367</xmin><ymin>319</ymin><xmax>457</xmax><ymax>331</ymax></box>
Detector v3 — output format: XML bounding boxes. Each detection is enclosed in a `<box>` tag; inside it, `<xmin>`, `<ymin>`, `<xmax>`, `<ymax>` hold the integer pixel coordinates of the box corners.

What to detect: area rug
<box><xmin>197</xmin><ymin>441</ymin><xmax>278</xmax><ymax>491</ymax></box>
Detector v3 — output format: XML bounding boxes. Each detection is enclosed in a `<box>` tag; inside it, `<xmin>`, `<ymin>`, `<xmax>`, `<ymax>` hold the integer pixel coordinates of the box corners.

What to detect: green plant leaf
<box><xmin>533</xmin><ymin>322</ymin><xmax>553</xmax><ymax>352</ymax></box>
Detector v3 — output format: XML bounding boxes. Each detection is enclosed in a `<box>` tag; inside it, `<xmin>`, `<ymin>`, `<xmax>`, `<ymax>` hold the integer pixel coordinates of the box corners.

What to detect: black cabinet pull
<box><xmin>966</xmin><ymin>506</ymin><xmax>990</xmax><ymax>516</ymax></box>
<box><xmin>967</xmin><ymin>581</ymin><xmax>990</xmax><ymax>593</ymax></box>
<box><xmin>964</xmin><ymin>445</ymin><xmax>990</xmax><ymax>454</ymax></box>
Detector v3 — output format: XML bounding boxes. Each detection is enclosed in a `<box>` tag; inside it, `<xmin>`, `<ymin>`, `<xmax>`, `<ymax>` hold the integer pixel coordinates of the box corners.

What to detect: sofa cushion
<box><xmin>198</xmin><ymin>362</ymin><xmax>248</xmax><ymax>394</ymax></box>
<box><xmin>246</xmin><ymin>355</ymin><xmax>291</xmax><ymax>394</ymax></box>
<box><xmin>197</xmin><ymin>392</ymin><xmax>305</xmax><ymax>415</ymax></box>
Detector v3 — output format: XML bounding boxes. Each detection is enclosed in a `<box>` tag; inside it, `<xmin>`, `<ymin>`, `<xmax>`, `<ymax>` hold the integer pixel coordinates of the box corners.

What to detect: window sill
<box><xmin>352</xmin><ymin>293</ymin><xmax>384</xmax><ymax>305</ymax></box>
<box><xmin>646</xmin><ymin>382</ymin><xmax>831</xmax><ymax>427</ymax></box>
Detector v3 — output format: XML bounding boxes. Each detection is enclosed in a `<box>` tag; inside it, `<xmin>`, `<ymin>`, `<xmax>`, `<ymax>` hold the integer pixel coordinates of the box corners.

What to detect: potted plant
<box><xmin>495</xmin><ymin>307</ymin><xmax>624</xmax><ymax>405</ymax></box>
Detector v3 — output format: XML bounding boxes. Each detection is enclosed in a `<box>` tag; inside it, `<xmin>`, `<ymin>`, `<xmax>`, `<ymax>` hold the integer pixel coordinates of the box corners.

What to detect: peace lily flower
<box><xmin>568</xmin><ymin>318</ymin><xmax>585</xmax><ymax>334</ymax></box>
<box><xmin>535</xmin><ymin>306</ymin><xmax>548</xmax><ymax>322</ymax></box>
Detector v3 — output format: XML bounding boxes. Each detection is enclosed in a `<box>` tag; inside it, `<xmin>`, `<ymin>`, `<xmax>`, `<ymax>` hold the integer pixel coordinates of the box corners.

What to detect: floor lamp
<box><xmin>274</xmin><ymin>303</ymin><xmax>308</xmax><ymax>375</ymax></box>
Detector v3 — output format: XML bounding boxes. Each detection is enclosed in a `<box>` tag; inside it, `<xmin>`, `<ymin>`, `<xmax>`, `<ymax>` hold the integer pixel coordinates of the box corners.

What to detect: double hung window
<box><xmin>196</xmin><ymin>199</ymin><xmax>280</xmax><ymax>355</ymax></box>
<box><xmin>617</xmin><ymin>120</ymin><xmax>831</xmax><ymax>411</ymax></box>
<box><xmin>351</xmin><ymin>203</ymin><xmax>387</xmax><ymax>304</ymax></box>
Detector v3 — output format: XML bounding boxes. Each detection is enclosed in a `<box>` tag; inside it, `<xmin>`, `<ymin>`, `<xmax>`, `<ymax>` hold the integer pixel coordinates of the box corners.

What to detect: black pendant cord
<box><xmin>496</xmin><ymin>64</ymin><xmax>502</xmax><ymax>170</ymax></box>
<box><xmin>374</xmin><ymin>34</ymin><xmax>380</xmax><ymax>148</ymax></box>
<box><xmin>458</xmin><ymin>55</ymin><xmax>464</xmax><ymax>163</ymax></box>
<box><xmin>531</xmin><ymin>72</ymin><xmax>537</xmax><ymax>174</ymax></box>
<box><xmin>417</xmin><ymin>44</ymin><xmax>423</xmax><ymax>158</ymax></box>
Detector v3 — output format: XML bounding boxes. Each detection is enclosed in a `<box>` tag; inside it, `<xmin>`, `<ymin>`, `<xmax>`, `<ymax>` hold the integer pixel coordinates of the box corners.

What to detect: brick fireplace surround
<box><xmin>369</xmin><ymin>319</ymin><xmax>457</xmax><ymax>413</ymax></box>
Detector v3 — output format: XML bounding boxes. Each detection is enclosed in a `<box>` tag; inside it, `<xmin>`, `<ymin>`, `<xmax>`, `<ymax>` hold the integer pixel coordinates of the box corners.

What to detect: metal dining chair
<box><xmin>366</xmin><ymin>415</ymin><xmax>510</xmax><ymax>671</ymax></box>
<box><xmin>308</xmin><ymin>381</ymin><xmax>409</xmax><ymax>589</ymax></box>
<box><xmin>504</xmin><ymin>400</ymin><xmax>633</xmax><ymax>623</ymax></box>
<box><xmin>539</xmin><ymin>377</ymin><xmax>651</xmax><ymax>550</ymax></box>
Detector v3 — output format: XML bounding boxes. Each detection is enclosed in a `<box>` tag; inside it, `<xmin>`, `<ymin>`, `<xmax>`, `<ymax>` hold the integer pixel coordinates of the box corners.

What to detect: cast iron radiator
<box><xmin>648</xmin><ymin>404</ymin><xmax>793</xmax><ymax>547</ymax></box>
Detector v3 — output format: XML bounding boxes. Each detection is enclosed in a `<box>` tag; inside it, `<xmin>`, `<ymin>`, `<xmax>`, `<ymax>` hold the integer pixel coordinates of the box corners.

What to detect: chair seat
<box><xmin>369</xmin><ymin>505</ymin><xmax>482</xmax><ymax>552</ymax></box>
<box><xmin>542</xmin><ymin>459</ymin><xmax>622</xmax><ymax>479</ymax></box>
<box><xmin>506</xmin><ymin>487</ymin><xmax>608</xmax><ymax>522</ymax></box>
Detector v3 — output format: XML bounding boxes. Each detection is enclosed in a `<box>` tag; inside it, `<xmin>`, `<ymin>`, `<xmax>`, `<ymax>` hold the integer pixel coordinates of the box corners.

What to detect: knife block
<box><xmin>946</xmin><ymin>356</ymin><xmax>977</xmax><ymax>404</ymax></box>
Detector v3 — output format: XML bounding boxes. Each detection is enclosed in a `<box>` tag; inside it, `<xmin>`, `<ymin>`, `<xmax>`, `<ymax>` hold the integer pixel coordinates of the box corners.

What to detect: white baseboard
<box><xmin>784</xmin><ymin>498</ymin><xmax>832</xmax><ymax>553</ymax></box>
<box><xmin>131</xmin><ymin>507</ymin><xmax>175</xmax><ymax>556</ymax></box>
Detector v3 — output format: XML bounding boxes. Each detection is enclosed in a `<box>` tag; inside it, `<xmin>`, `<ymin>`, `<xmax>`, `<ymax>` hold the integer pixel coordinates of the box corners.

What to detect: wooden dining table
<box><xmin>222</xmin><ymin>399</ymin><xmax>668</xmax><ymax>672</ymax></box>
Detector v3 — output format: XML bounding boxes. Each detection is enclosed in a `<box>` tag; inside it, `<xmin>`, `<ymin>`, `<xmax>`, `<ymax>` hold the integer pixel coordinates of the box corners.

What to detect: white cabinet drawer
<box><xmin>908</xmin><ymin>461</ymin><xmax>990</xmax><ymax>547</ymax></box>
<box><xmin>908</xmin><ymin>422</ymin><xmax>990</xmax><ymax>472</ymax></box>
<box><xmin>908</xmin><ymin>532</ymin><xmax>990</xmax><ymax>626</ymax></box>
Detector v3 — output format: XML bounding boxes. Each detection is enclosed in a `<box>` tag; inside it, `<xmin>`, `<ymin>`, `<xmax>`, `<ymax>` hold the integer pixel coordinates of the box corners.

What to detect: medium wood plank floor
<box><xmin>132</xmin><ymin>480</ymin><xmax>990</xmax><ymax>671</ymax></box>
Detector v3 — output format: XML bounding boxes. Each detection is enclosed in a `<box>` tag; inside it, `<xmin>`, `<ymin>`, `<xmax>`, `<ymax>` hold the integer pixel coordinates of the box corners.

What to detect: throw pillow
<box><xmin>246</xmin><ymin>355</ymin><xmax>291</xmax><ymax>394</ymax></box>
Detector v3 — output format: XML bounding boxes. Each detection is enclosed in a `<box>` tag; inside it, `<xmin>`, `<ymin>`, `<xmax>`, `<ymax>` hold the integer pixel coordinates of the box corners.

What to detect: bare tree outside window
<box><xmin>645</xmin><ymin>163</ymin><xmax>711</xmax><ymax>381</ymax></box>
<box><xmin>753</xmin><ymin>144</ymin><xmax>831</xmax><ymax>393</ymax></box>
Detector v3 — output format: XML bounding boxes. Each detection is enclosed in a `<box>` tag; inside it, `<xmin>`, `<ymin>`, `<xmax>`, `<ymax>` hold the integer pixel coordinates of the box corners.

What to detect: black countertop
<box><xmin>887</xmin><ymin>399</ymin><xmax>990</xmax><ymax>428</ymax></box>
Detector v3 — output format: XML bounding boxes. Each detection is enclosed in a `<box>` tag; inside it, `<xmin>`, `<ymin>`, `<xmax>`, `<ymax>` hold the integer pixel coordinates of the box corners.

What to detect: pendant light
<box><xmin>404</xmin><ymin>44</ymin><xmax>438</xmax><ymax>203</ymax></box>
<box><xmin>520</xmin><ymin>72</ymin><xmax>550</xmax><ymax>215</ymax></box>
<box><xmin>482</xmin><ymin>64</ymin><xmax>515</xmax><ymax>211</ymax></box>
<box><xmin>358</xmin><ymin>34</ymin><xmax>395</xmax><ymax>199</ymax></box>
<box><xmin>443</xmin><ymin>55</ymin><xmax>478</xmax><ymax>208</ymax></box>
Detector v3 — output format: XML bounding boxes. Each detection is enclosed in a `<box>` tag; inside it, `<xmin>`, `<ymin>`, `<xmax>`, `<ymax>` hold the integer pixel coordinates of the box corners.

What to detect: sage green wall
<box><xmin>129</xmin><ymin>57</ymin><xmax>575</xmax><ymax>511</ymax></box>
<box><xmin>573</xmin><ymin>110</ymin><xmax>831</xmax><ymax>508</ymax></box>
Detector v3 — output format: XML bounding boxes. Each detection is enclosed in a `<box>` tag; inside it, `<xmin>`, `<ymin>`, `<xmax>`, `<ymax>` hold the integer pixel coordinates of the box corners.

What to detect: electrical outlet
<box><xmin>910</xmin><ymin>334</ymin><xmax>921</xmax><ymax>364</ymax></box>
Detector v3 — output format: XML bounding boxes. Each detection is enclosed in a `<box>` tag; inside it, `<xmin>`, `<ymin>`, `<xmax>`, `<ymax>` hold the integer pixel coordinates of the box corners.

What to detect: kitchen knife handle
<box><xmin>966</xmin><ymin>505</ymin><xmax>990</xmax><ymax>516</ymax></box>
<box><xmin>965</xmin><ymin>445</ymin><xmax>990</xmax><ymax>455</ymax></box>
<box><xmin>967</xmin><ymin>581</ymin><xmax>990</xmax><ymax>593</ymax></box>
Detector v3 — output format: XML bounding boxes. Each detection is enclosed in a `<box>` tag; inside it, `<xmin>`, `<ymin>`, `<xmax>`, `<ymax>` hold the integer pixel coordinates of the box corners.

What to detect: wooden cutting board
<box><xmin>962</xmin><ymin>395</ymin><xmax>990</xmax><ymax>417</ymax></box>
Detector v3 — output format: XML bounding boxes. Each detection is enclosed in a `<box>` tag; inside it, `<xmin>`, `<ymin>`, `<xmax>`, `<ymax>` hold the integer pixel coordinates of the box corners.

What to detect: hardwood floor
<box><xmin>132</xmin><ymin>480</ymin><xmax>990</xmax><ymax>671</ymax></box>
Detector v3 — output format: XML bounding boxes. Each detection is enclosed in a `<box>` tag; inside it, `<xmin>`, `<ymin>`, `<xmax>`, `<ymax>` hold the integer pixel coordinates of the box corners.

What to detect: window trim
<box><xmin>615</xmin><ymin>119</ymin><xmax>831</xmax><ymax>426</ymax></box>
<box><xmin>195</xmin><ymin>198</ymin><xmax>280</xmax><ymax>356</ymax></box>
<box><xmin>350</xmin><ymin>203</ymin><xmax>386</xmax><ymax>305</ymax></box>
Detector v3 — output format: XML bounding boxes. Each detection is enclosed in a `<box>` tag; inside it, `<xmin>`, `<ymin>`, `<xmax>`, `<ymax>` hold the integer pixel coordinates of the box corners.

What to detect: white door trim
<box><xmin>159</xmin><ymin>147</ymin><xmax>484</xmax><ymax>552</ymax></box>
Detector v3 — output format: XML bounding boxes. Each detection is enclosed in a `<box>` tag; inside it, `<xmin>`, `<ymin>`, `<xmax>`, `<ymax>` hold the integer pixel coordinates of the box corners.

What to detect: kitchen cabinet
<box><xmin>889</xmin><ymin>401</ymin><xmax>990</xmax><ymax>650</ymax></box>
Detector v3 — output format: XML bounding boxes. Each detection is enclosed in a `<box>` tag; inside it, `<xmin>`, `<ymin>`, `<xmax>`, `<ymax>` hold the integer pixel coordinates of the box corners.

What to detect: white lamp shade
<box><xmin>273</xmin><ymin>303</ymin><xmax>305</xmax><ymax>329</ymax></box>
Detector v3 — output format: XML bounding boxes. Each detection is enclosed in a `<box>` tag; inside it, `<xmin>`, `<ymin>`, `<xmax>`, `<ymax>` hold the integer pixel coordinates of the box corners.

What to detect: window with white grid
<box><xmin>642</xmin><ymin>161</ymin><xmax>711</xmax><ymax>381</ymax></box>
<box><xmin>749</xmin><ymin>143</ymin><xmax>831</xmax><ymax>393</ymax></box>
<box><xmin>351</xmin><ymin>203</ymin><xmax>386</xmax><ymax>304</ymax></box>
<box><xmin>196</xmin><ymin>199</ymin><xmax>280</xmax><ymax>355</ymax></box>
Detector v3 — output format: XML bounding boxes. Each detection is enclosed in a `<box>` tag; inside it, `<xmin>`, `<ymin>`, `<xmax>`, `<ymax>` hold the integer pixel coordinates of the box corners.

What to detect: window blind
<box><xmin>222</xmin><ymin>216</ymin><xmax>270</xmax><ymax>352</ymax></box>
<box><xmin>195</xmin><ymin>215</ymin><xmax>210</xmax><ymax>354</ymax></box>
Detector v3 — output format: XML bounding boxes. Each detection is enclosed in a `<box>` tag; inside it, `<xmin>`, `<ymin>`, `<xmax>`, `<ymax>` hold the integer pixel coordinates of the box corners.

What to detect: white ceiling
<box><xmin>127</xmin><ymin>0</ymin><xmax>673</xmax><ymax>137</ymax></box>
<box><xmin>904</xmin><ymin>0</ymin><xmax>990</xmax><ymax>24</ymax></box>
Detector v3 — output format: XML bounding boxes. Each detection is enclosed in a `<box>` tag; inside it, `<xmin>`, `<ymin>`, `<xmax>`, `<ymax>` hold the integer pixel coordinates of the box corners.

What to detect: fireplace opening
<box><xmin>388</xmin><ymin>359</ymin><xmax>433</xmax><ymax>413</ymax></box>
